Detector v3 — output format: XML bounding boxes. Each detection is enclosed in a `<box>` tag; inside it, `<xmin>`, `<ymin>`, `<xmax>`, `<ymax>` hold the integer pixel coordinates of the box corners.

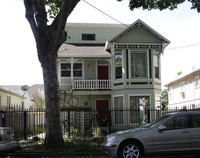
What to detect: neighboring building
<box><xmin>57</xmin><ymin>19</ymin><xmax>170</xmax><ymax>126</ymax></box>
<box><xmin>0</xmin><ymin>84</ymin><xmax>44</xmax><ymax>109</ymax></box>
<box><xmin>165</xmin><ymin>68</ymin><xmax>200</xmax><ymax>109</ymax></box>
<box><xmin>0</xmin><ymin>87</ymin><xmax>25</xmax><ymax>110</ymax></box>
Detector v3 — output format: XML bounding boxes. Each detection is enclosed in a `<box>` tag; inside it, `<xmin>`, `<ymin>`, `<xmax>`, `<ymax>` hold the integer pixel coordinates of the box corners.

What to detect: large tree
<box><xmin>23</xmin><ymin>0</ymin><xmax>199</xmax><ymax>148</ymax></box>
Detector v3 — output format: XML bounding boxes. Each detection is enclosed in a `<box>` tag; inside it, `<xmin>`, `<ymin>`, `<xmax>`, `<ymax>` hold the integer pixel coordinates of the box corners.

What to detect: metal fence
<box><xmin>0</xmin><ymin>106</ymin><xmax>199</xmax><ymax>141</ymax></box>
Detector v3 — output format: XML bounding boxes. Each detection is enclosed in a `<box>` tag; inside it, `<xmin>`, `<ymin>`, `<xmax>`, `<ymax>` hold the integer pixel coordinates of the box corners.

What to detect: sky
<box><xmin>0</xmin><ymin>0</ymin><xmax>200</xmax><ymax>88</ymax></box>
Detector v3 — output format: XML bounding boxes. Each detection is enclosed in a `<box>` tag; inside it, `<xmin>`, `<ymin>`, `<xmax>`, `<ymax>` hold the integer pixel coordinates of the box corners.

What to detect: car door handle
<box><xmin>182</xmin><ymin>130</ymin><xmax>190</xmax><ymax>134</ymax></box>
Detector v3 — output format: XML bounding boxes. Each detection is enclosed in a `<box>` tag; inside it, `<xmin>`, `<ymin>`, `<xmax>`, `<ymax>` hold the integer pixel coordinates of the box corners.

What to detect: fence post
<box><xmin>67</xmin><ymin>111</ymin><xmax>70</xmax><ymax>138</ymax></box>
<box><xmin>1</xmin><ymin>111</ymin><xmax>6</xmax><ymax>127</ymax></box>
<box><xmin>24</xmin><ymin>111</ymin><xmax>27</xmax><ymax>140</ymax></box>
<box><xmin>108</xmin><ymin>110</ymin><xmax>111</xmax><ymax>134</ymax></box>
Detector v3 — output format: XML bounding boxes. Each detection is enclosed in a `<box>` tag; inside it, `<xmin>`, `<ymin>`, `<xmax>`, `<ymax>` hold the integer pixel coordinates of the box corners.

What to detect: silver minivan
<box><xmin>102</xmin><ymin>111</ymin><xmax>200</xmax><ymax>158</ymax></box>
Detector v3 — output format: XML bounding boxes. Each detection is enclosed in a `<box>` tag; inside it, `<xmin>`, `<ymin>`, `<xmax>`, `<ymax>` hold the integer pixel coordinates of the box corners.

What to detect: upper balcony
<box><xmin>72</xmin><ymin>80</ymin><xmax>111</xmax><ymax>90</ymax></box>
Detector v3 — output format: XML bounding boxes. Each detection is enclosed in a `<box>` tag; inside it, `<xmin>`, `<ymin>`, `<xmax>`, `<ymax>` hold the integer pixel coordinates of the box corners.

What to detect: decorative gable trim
<box><xmin>110</xmin><ymin>19</ymin><xmax>170</xmax><ymax>47</ymax></box>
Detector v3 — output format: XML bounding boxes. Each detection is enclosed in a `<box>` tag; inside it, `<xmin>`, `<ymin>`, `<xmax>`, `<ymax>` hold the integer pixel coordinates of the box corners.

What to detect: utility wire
<box><xmin>165</xmin><ymin>43</ymin><xmax>200</xmax><ymax>52</ymax></box>
<box><xmin>82</xmin><ymin>0</ymin><xmax>200</xmax><ymax>50</ymax></box>
<box><xmin>82</xmin><ymin>0</ymin><xmax>128</xmax><ymax>27</ymax></box>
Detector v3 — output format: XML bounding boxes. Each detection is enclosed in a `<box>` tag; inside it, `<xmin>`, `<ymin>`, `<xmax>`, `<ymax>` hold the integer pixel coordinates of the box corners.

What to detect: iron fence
<box><xmin>0</xmin><ymin>106</ymin><xmax>199</xmax><ymax>141</ymax></box>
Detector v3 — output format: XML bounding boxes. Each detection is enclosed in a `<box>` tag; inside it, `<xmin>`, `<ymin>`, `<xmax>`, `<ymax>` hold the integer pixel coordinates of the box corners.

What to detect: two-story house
<box><xmin>0</xmin><ymin>87</ymin><xmax>25</xmax><ymax>110</ymax></box>
<box><xmin>57</xmin><ymin>19</ymin><xmax>170</xmax><ymax>127</ymax></box>
<box><xmin>166</xmin><ymin>68</ymin><xmax>200</xmax><ymax>109</ymax></box>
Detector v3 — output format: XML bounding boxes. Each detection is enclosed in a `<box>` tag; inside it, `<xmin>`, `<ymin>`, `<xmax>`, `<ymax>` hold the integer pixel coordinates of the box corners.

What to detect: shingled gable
<box><xmin>106</xmin><ymin>19</ymin><xmax>170</xmax><ymax>50</ymax></box>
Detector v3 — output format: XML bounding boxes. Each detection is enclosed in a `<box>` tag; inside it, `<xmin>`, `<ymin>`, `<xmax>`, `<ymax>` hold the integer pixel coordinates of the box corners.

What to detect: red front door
<box><xmin>98</xmin><ymin>66</ymin><xmax>108</xmax><ymax>80</ymax></box>
<box><xmin>98</xmin><ymin>66</ymin><xmax>109</xmax><ymax>89</ymax></box>
<box><xmin>96</xmin><ymin>100</ymin><xmax>109</xmax><ymax>126</ymax></box>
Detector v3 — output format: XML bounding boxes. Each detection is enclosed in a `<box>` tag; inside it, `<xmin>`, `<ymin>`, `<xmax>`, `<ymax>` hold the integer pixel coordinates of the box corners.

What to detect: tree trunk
<box><xmin>41</xmin><ymin>50</ymin><xmax>65</xmax><ymax>148</ymax></box>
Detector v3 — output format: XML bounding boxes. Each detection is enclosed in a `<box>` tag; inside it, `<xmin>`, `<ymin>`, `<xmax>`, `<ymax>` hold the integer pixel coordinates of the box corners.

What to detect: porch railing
<box><xmin>72</xmin><ymin>80</ymin><xmax>111</xmax><ymax>90</ymax></box>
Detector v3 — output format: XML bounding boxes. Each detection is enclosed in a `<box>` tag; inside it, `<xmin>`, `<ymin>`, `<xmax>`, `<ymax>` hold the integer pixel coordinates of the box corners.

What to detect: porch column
<box><xmin>71</xmin><ymin>57</ymin><xmax>74</xmax><ymax>89</ymax></box>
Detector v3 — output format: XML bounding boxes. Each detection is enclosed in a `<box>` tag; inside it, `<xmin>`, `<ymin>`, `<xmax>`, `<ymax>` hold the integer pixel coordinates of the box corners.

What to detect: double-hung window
<box><xmin>115</xmin><ymin>52</ymin><xmax>122</xmax><ymax>79</ymax></box>
<box><xmin>73</xmin><ymin>63</ymin><xmax>82</xmax><ymax>77</ymax></box>
<box><xmin>130</xmin><ymin>51</ymin><xmax>147</xmax><ymax>78</ymax></box>
<box><xmin>61</xmin><ymin>63</ymin><xmax>82</xmax><ymax>77</ymax></box>
<box><xmin>61</xmin><ymin>63</ymin><xmax>71</xmax><ymax>77</ymax></box>
<box><xmin>154</xmin><ymin>54</ymin><xmax>159</xmax><ymax>79</ymax></box>
<box><xmin>114</xmin><ymin>96</ymin><xmax>124</xmax><ymax>124</ymax></box>
<box><xmin>194</xmin><ymin>76</ymin><xmax>199</xmax><ymax>88</ymax></box>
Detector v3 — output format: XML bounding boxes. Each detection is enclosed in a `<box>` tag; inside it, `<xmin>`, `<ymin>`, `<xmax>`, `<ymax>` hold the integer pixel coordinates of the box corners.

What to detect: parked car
<box><xmin>102</xmin><ymin>111</ymin><xmax>200</xmax><ymax>158</ymax></box>
<box><xmin>0</xmin><ymin>127</ymin><xmax>16</xmax><ymax>153</ymax></box>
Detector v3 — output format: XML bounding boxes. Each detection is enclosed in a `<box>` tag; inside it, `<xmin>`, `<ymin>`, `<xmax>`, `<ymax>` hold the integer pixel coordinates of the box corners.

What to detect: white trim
<box><xmin>113</xmin><ymin>94</ymin><xmax>125</xmax><ymax>124</ymax></box>
<box><xmin>129</xmin><ymin>50</ymin><xmax>148</xmax><ymax>79</ymax></box>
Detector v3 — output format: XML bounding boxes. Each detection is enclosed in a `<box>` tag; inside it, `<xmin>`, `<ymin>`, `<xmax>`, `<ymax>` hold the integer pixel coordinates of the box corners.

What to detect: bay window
<box><xmin>130</xmin><ymin>52</ymin><xmax>147</xmax><ymax>78</ymax></box>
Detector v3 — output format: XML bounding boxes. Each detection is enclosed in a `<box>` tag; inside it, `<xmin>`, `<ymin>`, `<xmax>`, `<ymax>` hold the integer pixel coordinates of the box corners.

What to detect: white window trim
<box><xmin>114</xmin><ymin>51</ymin><xmax>123</xmax><ymax>80</ymax></box>
<box><xmin>60</xmin><ymin>61</ymin><xmax>83</xmax><ymax>78</ymax></box>
<box><xmin>128</xmin><ymin>50</ymin><xmax>148</xmax><ymax>79</ymax></box>
<box><xmin>194</xmin><ymin>76</ymin><xmax>199</xmax><ymax>88</ymax></box>
<box><xmin>113</xmin><ymin>94</ymin><xmax>125</xmax><ymax>124</ymax></box>
<box><xmin>128</xmin><ymin>94</ymin><xmax>151</xmax><ymax>125</ymax></box>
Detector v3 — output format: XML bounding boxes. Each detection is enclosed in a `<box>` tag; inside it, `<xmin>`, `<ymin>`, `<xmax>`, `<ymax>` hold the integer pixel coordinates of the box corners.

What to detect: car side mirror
<box><xmin>158</xmin><ymin>125</ymin><xmax>166</xmax><ymax>132</ymax></box>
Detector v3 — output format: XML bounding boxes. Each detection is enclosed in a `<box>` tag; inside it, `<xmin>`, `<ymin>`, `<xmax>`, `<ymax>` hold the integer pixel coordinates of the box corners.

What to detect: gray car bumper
<box><xmin>0</xmin><ymin>141</ymin><xmax>17</xmax><ymax>152</ymax></box>
<box><xmin>102</xmin><ymin>144</ymin><xmax>118</xmax><ymax>157</ymax></box>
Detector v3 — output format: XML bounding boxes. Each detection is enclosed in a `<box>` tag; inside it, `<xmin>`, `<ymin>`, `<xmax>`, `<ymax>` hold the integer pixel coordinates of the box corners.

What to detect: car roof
<box><xmin>166</xmin><ymin>111</ymin><xmax>200</xmax><ymax>116</ymax></box>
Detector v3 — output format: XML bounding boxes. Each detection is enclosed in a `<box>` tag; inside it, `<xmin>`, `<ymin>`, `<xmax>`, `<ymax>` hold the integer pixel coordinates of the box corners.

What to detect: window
<box><xmin>169</xmin><ymin>86</ymin><xmax>174</xmax><ymax>100</ymax></box>
<box><xmin>82</xmin><ymin>34</ymin><xmax>95</xmax><ymax>41</ymax></box>
<box><xmin>114</xmin><ymin>96</ymin><xmax>123</xmax><ymax>124</ymax></box>
<box><xmin>154</xmin><ymin>54</ymin><xmax>159</xmax><ymax>79</ymax></box>
<box><xmin>192</xmin><ymin>114</ymin><xmax>200</xmax><ymax>128</ymax></box>
<box><xmin>73</xmin><ymin>63</ymin><xmax>82</xmax><ymax>77</ymax></box>
<box><xmin>194</xmin><ymin>76</ymin><xmax>199</xmax><ymax>88</ymax></box>
<box><xmin>164</xmin><ymin>114</ymin><xmax>188</xmax><ymax>130</ymax></box>
<box><xmin>131</xmin><ymin>52</ymin><xmax>147</xmax><ymax>78</ymax></box>
<box><xmin>61</xmin><ymin>63</ymin><xmax>82</xmax><ymax>77</ymax></box>
<box><xmin>115</xmin><ymin>52</ymin><xmax>122</xmax><ymax>79</ymax></box>
<box><xmin>130</xmin><ymin>96</ymin><xmax>149</xmax><ymax>123</ymax></box>
<box><xmin>7</xmin><ymin>96</ymin><xmax>11</xmax><ymax>106</ymax></box>
<box><xmin>180</xmin><ymin>82</ymin><xmax>185</xmax><ymax>98</ymax></box>
<box><xmin>180</xmin><ymin>82</ymin><xmax>185</xmax><ymax>92</ymax></box>
<box><xmin>61</xmin><ymin>63</ymin><xmax>71</xmax><ymax>77</ymax></box>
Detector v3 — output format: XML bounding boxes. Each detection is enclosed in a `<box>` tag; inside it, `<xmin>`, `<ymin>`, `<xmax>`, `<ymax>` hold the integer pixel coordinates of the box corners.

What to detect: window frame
<box><xmin>113</xmin><ymin>95</ymin><xmax>124</xmax><ymax>124</ymax></box>
<box><xmin>61</xmin><ymin>63</ymin><xmax>71</xmax><ymax>78</ymax></box>
<box><xmin>73</xmin><ymin>63</ymin><xmax>83</xmax><ymax>78</ymax></box>
<box><xmin>82</xmin><ymin>34</ymin><xmax>96</xmax><ymax>41</ymax></box>
<box><xmin>194</xmin><ymin>76</ymin><xmax>199</xmax><ymax>88</ymax></box>
<box><xmin>130</xmin><ymin>51</ymin><xmax>148</xmax><ymax>78</ymax></box>
<box><xmin>163</xmin><ymin>114</ymin><xmax>189</xmax><ymax>130</ymax></box>
<box><xmin>114</xmin><ymin>52</ymin><xmax>123</xmax><ymax>79</ymax></box>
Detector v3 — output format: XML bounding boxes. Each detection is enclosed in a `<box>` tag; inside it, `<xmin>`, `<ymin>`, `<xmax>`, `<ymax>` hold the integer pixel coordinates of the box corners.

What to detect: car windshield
<box><xmin>145</xmin><ymin>115</ymin><xmax>169</xmax><ymax>128</ymax></box>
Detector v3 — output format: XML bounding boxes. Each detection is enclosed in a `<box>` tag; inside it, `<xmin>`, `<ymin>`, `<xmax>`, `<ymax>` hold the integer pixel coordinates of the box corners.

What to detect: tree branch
<box><xmin>24</xmin><ymin>0</ymin><xmax>39</xmax><ymax>41</ymax></box>
<box><xmin>49</xmin><ymin>0</ymin><xmax>80</xmax><ymax>51</ymax></box>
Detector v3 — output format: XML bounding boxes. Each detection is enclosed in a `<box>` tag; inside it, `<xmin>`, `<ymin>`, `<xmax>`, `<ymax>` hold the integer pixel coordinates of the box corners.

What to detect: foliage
<box><xmin>18</xmin><ymin>137</ymin><xmax>104</xmax><ymax>153</ymax></box>
<box><xmin>117</xmin><ymin>0</ymin><xmax>200</xmax><ymax>12</ymax></box>
<box><xmin>33</xmin><ymin>90</ymin><xmax>45</xmax><ymax>110</ymax></box>
<box><xmin>177</xmin><ymin>71</ymin><xmax>182</xmax><ymax>76</ymax></box>
<box><xmin>161</xmin><ymin>89</ymin><xmax>168</xmax><ymax>110</ymax></box>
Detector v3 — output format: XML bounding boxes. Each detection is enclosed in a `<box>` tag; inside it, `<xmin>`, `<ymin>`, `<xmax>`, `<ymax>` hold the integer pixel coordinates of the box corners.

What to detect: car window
<box><xmin>163</xmin><ymin>114</ymin><xmax>188</xmax><ymax>130</ymax></box>
<box><xmin>192</xmin><ymin>114</ymin><xmax>200</xmax><ymax>128</ymax></box>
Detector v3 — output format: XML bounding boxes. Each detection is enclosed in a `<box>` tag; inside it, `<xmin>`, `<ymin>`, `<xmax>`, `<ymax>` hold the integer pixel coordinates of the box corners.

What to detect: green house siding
<box><xmin>0</xmin><ymin>89</ymin><xmax>24</xmax><ymax>109</ymax></box>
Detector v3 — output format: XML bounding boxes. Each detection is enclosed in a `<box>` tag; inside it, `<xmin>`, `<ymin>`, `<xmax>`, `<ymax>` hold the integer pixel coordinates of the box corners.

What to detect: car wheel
<box><xmin>118</xmin><ymin>141</ymin><xmax>142</xmax><ymax>158</ymax></box>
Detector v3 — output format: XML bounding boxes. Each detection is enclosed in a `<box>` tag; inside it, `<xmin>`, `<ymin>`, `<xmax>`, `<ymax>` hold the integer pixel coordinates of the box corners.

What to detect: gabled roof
<box><xmin>109</xmin><ymin>19</ymin><xmax>170</xmax><ymax>48</ymax></box>
<box><xmin>165</xmin><ymin>68</ymin><xmax>200</xmax><ymax>87</ymax></box>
